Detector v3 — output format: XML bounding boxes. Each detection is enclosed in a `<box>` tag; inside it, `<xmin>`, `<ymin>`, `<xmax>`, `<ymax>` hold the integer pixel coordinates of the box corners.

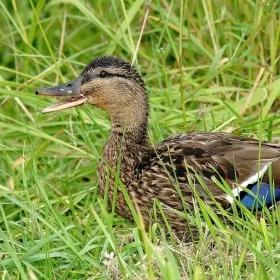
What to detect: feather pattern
<box><xmin>98</xmin><ymin>130</ymin><xmax>280</xmax><ymax>235</ymax></box>
<box><xmin>38</xmin><ymin>56</ymin><xmax>280</xmax><ymax>238</ymax></box>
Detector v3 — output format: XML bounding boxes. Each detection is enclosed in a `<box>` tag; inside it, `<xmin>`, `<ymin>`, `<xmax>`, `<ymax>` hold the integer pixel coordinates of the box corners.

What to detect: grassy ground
<box><xmin>1</xmin><ymin>0</ymin><xmax>280</xmax><ymax>279</ymax></box>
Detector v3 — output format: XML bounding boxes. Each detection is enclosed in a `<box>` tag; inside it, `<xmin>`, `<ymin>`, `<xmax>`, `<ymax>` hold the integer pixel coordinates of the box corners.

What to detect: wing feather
<box><xmin>149</xmin><ymin>132</ymin><xmax>280</xmax><ymax>206</ymax></box>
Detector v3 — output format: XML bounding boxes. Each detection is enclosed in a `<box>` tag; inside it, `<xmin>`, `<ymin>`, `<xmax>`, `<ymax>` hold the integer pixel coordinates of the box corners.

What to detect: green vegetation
<box><xmin>1</xmin><ymin>0</ymin><xmax>280</xmax><ymax>279</ymax></box>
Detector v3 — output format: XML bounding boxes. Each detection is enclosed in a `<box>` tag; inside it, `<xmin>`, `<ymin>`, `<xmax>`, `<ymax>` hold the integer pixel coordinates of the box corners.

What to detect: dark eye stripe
<box><xmin>99</xmin><ymin>72</ymin><xmax>127</xmax><ymax>79</ymax></box>
<box><xmin>82</xmin><ymin>72</ymin><xmax>128</xmax><ymax>84</ymax></box>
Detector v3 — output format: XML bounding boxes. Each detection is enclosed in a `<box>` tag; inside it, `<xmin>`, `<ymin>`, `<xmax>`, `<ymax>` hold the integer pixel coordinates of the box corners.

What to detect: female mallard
<box><xmin>36</xmin><ymin>56</ymin><xmax>280</xmax><ymax>237</ymax></box>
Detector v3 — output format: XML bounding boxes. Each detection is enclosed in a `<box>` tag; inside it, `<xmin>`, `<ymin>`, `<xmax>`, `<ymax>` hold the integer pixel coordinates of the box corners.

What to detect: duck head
<box><xmin>36</xmin><ymin>56</ymin><xmax>148</xmax><ymax>131</ymax></box>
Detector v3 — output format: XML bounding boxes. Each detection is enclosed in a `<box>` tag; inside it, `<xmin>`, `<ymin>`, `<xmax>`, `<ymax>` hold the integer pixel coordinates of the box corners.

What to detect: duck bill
<box><xmin>36</xmin><ymin>78</ymin><xmax>87</xmax><ymax>113</ymax></box>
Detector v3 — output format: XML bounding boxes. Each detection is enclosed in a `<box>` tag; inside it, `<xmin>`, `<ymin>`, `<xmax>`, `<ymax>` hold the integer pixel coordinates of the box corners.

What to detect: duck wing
<box><xmin>145</xmin><ymin>132</ymin><xmax>280</xmax><ymax>209</ymax></box>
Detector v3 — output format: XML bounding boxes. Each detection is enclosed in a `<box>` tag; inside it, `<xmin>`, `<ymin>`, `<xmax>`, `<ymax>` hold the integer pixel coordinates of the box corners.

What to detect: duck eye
<box><xmin>100</xmin><ymin>70</ymin><xmax>109</xmax><ymax>78</ymax></box>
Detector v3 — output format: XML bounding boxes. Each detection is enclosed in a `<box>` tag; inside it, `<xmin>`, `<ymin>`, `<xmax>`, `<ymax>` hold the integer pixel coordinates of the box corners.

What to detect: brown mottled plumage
<box><xmin>37</xmin><ymin>56</ymin><xmax>280</xmax><ymax>238</ymax></box>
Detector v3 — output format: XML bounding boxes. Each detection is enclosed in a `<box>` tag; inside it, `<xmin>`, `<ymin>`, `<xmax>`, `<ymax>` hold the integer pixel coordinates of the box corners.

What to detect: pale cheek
<box><xmin>84</xmin><ymin>84</ymin><xmax>133</xmax><ymax>108</ymax></box>
<box><xmin>87</xmin><ymin>96</ymin><xmax>105</xmax><ymax>108</ymax></box>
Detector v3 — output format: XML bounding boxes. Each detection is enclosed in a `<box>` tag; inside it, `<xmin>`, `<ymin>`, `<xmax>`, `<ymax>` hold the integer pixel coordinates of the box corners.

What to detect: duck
<box><xmin>36</xmin><ymin>56</ymin><xmax>280</xmax><ymax>238</ymax></box>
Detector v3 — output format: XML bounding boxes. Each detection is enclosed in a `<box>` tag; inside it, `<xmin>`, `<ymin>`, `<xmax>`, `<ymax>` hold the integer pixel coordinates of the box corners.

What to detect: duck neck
<box><xmin>97</xmin><ymin>106</ymin><xmax>149</xmax><ymax>199</ymax></box>
<box><xmin>110</xmin><ymin>96</ymin><xmax>149</xmax><ymax>146</ymax></box>
<box><xmin>111</xmin><ymin>119</ymin><xmax>149</xmax><ymax>147</ymax></box>
<box><xmin>106</xmin><ymin>113</ymin><xmax>149</xmax><ymax>165</ymax></box>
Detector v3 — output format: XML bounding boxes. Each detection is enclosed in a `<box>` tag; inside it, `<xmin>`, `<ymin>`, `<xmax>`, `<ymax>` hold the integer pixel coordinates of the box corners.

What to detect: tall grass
<box><xmin>0</xmin><ymin>0</ymin><xmax>280</xmax><ymax>279</ymax></box>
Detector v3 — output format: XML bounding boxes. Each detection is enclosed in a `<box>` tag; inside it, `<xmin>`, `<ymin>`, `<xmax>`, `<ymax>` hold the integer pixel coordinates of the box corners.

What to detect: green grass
<box><xmin>1</xmin><ymin>0</ymin><xmax>280</xmax><ymax>279</ymax></box>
